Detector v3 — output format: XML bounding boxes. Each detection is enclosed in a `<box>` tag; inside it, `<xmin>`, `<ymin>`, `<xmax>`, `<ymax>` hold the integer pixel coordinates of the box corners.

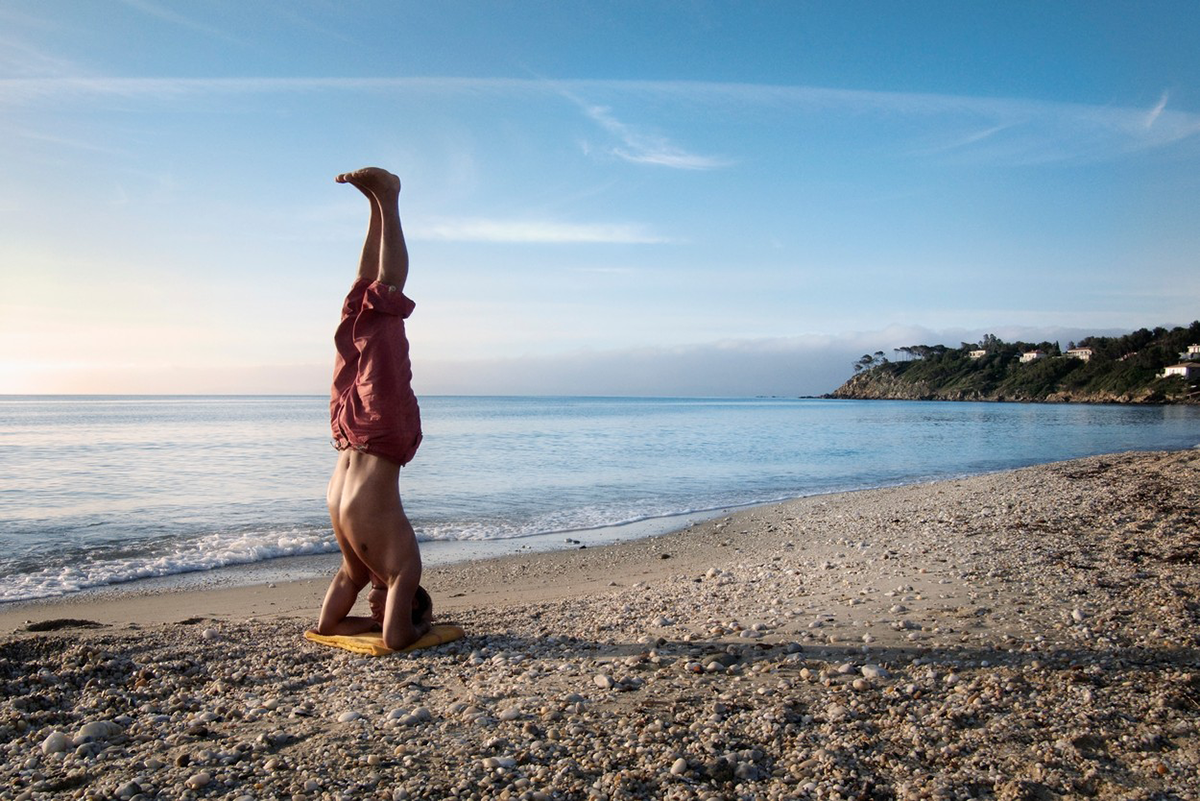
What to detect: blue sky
<box><xmin>2</xmin><ymin>1</ymin><xmax>1198</xmax><ymax>395</ymax></box>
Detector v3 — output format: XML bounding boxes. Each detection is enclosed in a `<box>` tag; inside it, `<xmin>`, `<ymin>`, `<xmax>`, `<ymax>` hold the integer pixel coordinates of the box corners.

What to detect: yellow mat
<box><xmin>304</xmin><ymin>623</ymin><xmax>465</xmax><ymax>656</ymax></box>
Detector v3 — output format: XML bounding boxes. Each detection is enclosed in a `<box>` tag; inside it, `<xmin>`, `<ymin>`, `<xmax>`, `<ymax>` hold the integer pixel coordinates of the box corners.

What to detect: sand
<box><xmin>2</xmin><ymin>449</ymin><xmax>1198</xmax><ymax>800</ymax></box>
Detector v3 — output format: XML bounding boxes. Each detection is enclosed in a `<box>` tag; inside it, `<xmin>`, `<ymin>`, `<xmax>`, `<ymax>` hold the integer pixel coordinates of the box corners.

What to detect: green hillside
<box><xmin>830</xmin><ymin>322</ymin><xmax>1200</xmax><ymax>404</ymax></box>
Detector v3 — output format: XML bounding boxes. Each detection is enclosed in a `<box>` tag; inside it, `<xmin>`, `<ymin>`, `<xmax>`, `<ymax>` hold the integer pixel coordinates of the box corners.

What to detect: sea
<box><xmin>1</xmin><ymin>395</ymin><xmax>1198</xmax><ymax>604</ymax></box>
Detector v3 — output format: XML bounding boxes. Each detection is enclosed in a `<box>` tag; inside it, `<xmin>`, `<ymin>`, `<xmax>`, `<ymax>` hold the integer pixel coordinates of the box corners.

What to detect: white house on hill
<box><xmin>1019</xmin><ymin>350</ymin><xmax>1045</xmax><ymax>363</ymax></box>
<box><xmin>1161</xmin><ymin>363</ymin><xmax>1199</xmax><ymax>380</ymax></box>
<box><xmin>1066</xmin><ymin>347</ymin><xmax>1093</xmax><ymax>361</ymax></box>
<box><xmin>968</xmin><ymin>349</ymin><xmax>987</xmax><ymax>359</ymax></box>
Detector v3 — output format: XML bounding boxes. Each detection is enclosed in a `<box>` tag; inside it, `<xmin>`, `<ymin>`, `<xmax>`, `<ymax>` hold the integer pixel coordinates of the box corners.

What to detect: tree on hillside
<box><xmin>853</xmin><ymin>351</ymin><xmax>890</xmax><ymax>373</ymax></box>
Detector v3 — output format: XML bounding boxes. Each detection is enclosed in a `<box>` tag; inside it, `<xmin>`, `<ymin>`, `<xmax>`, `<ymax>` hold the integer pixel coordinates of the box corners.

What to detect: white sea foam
<box><xmin>413</xmin><ymin>498</ymin><xmax>783</xmax><ymax>543</ymax></box>
<box><xmin>0</xmin><ymin>528</ymin><xmax>339</xmax><ymax>602</ymax></box>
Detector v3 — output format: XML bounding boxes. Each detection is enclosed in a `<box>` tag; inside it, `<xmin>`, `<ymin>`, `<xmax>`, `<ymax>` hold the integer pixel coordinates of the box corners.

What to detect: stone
<box><xmin>75</xmin><ymin>720</ymin><xmax>120</xmax><ymax>743</ymax></box>
<box><xmin>185</xmin><ymin>771</ymin><xmax>211</xmax><ymax>789</ymax></box>
<box><xmin>41</xmin><ymin>731</ymin><xmax>70</xmax><ymax>755</ymax></box>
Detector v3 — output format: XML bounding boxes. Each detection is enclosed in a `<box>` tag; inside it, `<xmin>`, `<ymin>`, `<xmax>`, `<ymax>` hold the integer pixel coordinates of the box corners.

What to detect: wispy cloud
<box><xmin>572</xmin><ymin>266</ymin><xmax>636</xmax><ymax>274</ymax></box>
<box><xmin>0</xmin><ymin>76</ymin><xmax>543</xmax><ymax>106</ymax></box>
<box><xmin>0</xmin><ymin>34</ymin><xmax>85</xmax><ymax>79</ymax></box>
<box><xmin>116</xmin><ymin>0</ymin><xmax>246</xmax><ymax>45</ymax></box>
<box><xmin>579</xmin><ymin>103</ymin><xmax>732</xmax><ymax>170</ymax></box>
<box><xmin>575</xmin><ymin>81</ymin><xmax>1200</xmax><ymax>163</ymax></box>
<box><xmin>0</xmin><ymin>121</ymin><xmax>130</xmax><ymax>155</ymax></box>
<box><xmin>419</xmin><ymin>217</ymin><xmax>672</xmax><ymax>244</ymax></box>
<box><xmin>2</xmin><ymin>76</ymin><xmax>1197</xmax><ymax>163</ymax></box>
<box><xmin>1145</xmin><ymin>91</ymin><xmax>1169</xmax><ymax>129</ymax></box>
<box><xmin>911</xmin><ymin>123</ymin><xmax>1011</xmax><ymax>156</ymax></box>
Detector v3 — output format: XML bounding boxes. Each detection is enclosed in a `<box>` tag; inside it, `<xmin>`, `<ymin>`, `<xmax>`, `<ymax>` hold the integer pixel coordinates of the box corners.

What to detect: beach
<box><xmin>2</xmin><ymin>449</ymin><xmax>1198</xmax><ymax>800</ymax></box>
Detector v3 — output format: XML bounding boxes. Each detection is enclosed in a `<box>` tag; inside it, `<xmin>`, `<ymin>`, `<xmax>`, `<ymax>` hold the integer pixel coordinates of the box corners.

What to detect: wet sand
<box><xmin>2</xmin><ymin>449</ymin><xmax>1198</xmax><ymax>800</ymax></box>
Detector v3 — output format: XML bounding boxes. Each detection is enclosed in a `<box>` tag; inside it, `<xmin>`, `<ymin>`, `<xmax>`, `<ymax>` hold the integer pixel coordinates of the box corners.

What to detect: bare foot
<box><xmin>335</xmin><ymin>167</ymin><xmax>401</xmax><ymax>198</ymax></box>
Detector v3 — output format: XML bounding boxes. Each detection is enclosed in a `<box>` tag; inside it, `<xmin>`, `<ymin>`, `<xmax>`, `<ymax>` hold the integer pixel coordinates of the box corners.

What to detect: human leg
<box><xmin>354</xmin><ymin>190</ymin><xmax>382</xmax><ymax>284</ymax></box>
<box><xmin>329</xmin><ymin>175</ymin><xmax>382</xmax><ymax>442</ymax></box>
<box><xmin>330</xmin><ymin>167</ymin><xmax>420</xmax><ymax>465</ymax></box>
<box><xmin>335</xmin><ymin>167</ymin><xmax>408</xmax><ymax>291</ymax></box>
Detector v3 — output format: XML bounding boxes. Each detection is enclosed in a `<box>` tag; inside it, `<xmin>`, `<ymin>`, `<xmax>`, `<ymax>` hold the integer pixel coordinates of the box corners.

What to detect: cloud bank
<box><xmin>415</xmin><ymin>324</ymin><xmax>1137</xmax><ymax>397</ymax></box>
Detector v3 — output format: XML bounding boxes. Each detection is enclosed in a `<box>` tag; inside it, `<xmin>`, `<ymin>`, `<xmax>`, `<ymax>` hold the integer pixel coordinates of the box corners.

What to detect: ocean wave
<box><xmin>0</xmin><ymin>498</ymin><xmax>758</xmax><ymax>602</ymax></box>
<box><xmin>0</xmin><ymin>527</ymin><xmax>340</xmax><ymax>603</ymax></box>
<box><xmin>412</xmin><ymin>496</ymin><xmax>789</xmax><ymax>543</ymax></box>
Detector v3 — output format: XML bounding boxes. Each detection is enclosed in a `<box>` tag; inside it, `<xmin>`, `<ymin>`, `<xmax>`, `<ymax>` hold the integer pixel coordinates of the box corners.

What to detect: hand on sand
<box><xmin>335</xmin><ymin>167</ymin><xmax>401</xmax><ymax>198</ymax></box>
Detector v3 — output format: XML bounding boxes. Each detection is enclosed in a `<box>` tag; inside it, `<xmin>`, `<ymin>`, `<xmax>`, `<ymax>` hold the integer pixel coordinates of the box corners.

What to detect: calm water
<box><xmin>1</xmin><ymin>395</ymin><xmax>1197</xmax><ymax>602</ymax></box>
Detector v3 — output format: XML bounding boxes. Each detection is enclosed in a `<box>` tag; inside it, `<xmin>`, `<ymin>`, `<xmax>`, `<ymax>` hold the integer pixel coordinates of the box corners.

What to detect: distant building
<box><xmin>1066</xmin><ymin>347</ymin><xmax>1093</xmax><ymax>362</ymax></box>
<box><xmin>1161</xmin><ymin>363</ymin><xmax>1200</xmax><ymax>380</ymax></box>
<box><xmin>968</xmin><ymin>349</ymin><xmax>987</xmax><ymax>359</ymax></box>
<box><xmin>1019</xmin><ymin>350</ymin><xmax>1045</xmax><ymax>363</ymax></box>
<box><xmin>1180</xmin><ymin>344</ymin><xmax>1200</xmax><ymax>361</ymax></box>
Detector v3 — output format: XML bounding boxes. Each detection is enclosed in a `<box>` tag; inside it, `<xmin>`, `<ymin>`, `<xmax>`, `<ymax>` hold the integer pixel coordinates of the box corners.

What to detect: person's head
<box><xmin>411</xmin><ymin>585</ymin><xmax>433</xmax><ymax>626</ymax></box>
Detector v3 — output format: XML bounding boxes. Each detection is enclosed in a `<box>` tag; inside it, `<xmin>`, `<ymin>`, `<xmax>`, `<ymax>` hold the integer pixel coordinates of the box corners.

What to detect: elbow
<box><xmin>383</xmin><ymin>629</ymin><xmax>416</xmax><ymax>652</ymax></box>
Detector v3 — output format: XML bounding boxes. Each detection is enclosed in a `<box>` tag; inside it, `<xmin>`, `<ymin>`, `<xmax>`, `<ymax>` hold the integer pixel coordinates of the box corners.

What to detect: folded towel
<box><xmin>304</xmin><ymin>623</ymin><xmax>465</xmax><ymax>656</ymax></box>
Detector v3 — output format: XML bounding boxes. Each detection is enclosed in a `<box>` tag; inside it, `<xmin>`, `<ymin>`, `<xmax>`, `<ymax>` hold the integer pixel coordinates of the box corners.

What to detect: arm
<box><xmin>316</xmin><ymin>565</ymin><xmax>380</xmax><ymax>636</ymax></box>
<box><xmin>380</xmin><ymin>570</ymin><xmax>428</xmax><ymax>650</ymax></box>
<box><xmin>319</xmin><ymin>615</ymin><xmax>382</xmax><ymax>636</ymax></box>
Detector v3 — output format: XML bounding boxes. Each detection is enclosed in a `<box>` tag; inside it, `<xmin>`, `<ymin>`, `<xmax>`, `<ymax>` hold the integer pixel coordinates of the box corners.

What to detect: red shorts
<box><xmin>329</xmin><ymin>279</ymin><xmax>423</xmax><ymax>466</ymax></box>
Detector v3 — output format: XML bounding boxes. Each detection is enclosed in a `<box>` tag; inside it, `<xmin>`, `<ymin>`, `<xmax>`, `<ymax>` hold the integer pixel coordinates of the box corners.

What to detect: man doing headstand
<box><xmin>316</xmin><ymin>166</ymin><xmax>431</xmax><ymax>650</ymax></box>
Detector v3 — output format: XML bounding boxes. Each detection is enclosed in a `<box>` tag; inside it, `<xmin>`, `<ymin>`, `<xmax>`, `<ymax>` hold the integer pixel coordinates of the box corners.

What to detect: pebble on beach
<box><xmin>1</xmin><ymin>449</ymin><xmax>1197</xmax><ymax>801</ymax></box>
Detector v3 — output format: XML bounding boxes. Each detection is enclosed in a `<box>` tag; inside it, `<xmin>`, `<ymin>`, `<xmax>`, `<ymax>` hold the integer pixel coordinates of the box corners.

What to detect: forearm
<box><xmin>317</xmin><ymin>569</ymin><xmax>366</xmax><ymax>635</ymax></box>
<box><xmin>319</xmin><ymin>615</ymin><xmax>382</xmax><ymax>636</ymax></box>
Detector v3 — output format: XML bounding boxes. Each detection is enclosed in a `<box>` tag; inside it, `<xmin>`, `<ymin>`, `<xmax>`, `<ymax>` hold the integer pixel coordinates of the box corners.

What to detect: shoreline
<box><xmin>3</xmin><ymin>449</ymin><xmax>1198</xmax><ymax>799</ymax></box>
<box><xmin>0</xmin><ymin>505</ymin><xmax>742</xmax><ymax>627</ymax></box>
